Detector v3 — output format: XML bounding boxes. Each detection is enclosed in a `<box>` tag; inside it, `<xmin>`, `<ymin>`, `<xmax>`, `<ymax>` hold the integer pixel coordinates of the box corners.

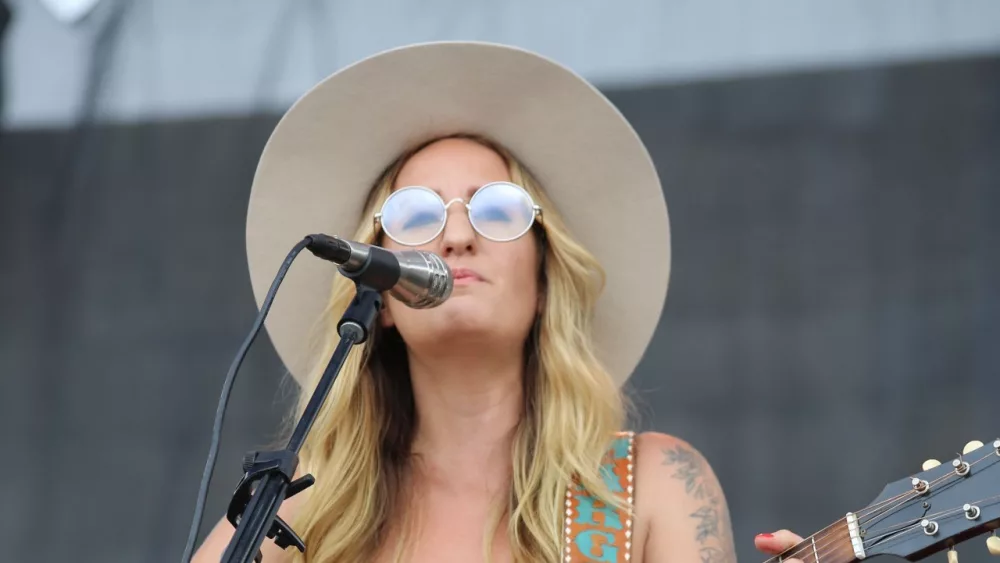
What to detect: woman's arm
<box><xmin>635</xmin><ymin>432</ymin><xmax>737</xmax><ymax>563</ymax></box>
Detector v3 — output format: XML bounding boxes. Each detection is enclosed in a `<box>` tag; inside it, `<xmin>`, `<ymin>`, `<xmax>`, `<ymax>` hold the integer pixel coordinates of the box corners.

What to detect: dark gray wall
<box><xmin>2</xmin><ymin>55</ymin><xmax>998</xmax><ymax>562</ymax></box>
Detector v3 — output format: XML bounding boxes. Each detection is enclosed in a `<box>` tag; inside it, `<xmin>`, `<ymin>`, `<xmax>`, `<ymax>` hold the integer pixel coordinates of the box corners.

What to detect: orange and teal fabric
<box><xmin>563</xmin><ymin>431</ymin><xmax>636</xmax><ymax>562</ymax></box>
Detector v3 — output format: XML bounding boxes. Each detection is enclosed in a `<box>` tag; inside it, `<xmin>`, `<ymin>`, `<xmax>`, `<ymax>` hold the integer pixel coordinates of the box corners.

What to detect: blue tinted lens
<box><xmin>380</xmin><ymin>187</ymin><xmax>446</xmax><ymax>245</ymax></box>
<box><xmin>468</xmin><ymin>183</ymin><xmax>536</xmax><ymax>241</ymax></box>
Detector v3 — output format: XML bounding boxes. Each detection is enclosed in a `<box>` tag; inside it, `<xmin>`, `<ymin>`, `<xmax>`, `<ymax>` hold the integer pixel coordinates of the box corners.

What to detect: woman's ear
<box><xmin>380</xmin><ymin>302</ymin><xmax>395</xmax><ymax>328</ymax></box>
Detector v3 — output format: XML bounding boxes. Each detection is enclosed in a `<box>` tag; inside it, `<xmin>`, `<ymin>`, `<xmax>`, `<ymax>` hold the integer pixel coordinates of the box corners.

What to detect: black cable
<box><xmin>183</xmin><ymin>5</ymin><xmax>314</xmax><ymax>555</ymax></box>
<box><xmin>181</xmin><ymin>236</ymin><xmax>313</xmax><ymax>562</ymax></box>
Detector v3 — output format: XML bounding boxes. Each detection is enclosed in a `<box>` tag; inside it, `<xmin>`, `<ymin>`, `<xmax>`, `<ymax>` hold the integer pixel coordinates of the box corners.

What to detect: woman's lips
<box><xmin>451</xmin><ymin>267</ymin><xmax>484</xmax><ymax>285</ymax></box>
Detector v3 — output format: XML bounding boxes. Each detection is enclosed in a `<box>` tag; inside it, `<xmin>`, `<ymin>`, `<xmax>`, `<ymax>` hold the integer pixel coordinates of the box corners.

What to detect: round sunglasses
<box><xmin>374</xmin><ymin>182</ymin><xmax>543</xmax><ymax>246</ymax></box>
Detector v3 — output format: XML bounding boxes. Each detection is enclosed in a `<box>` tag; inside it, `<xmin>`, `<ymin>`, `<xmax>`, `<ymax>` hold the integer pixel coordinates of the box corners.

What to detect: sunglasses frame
<box><xmin>374</xmin><ymin>181</ymin><xmax>543</xmax><ymax>246</ymax></box>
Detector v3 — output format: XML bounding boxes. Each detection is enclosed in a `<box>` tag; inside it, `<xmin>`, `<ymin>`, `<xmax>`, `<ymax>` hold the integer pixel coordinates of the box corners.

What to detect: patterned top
<box><xmin>562</xmin><ymin>431</ymin><xmax>637</xmax><ymax>562</ymax></box>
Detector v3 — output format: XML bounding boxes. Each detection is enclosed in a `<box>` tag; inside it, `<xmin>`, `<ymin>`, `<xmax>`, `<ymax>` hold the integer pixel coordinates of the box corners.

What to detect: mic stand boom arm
<box><xmin>221</xmin><ymin>280</ymin><xmax>383</xmax><ymax>563</ymax></box>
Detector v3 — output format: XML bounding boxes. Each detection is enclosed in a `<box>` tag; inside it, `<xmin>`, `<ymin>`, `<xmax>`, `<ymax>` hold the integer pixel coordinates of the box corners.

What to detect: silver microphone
<box><xmin>305</xmin><ymin>234</ymin><xmax>452</xmax><ymax>308</ymax></box>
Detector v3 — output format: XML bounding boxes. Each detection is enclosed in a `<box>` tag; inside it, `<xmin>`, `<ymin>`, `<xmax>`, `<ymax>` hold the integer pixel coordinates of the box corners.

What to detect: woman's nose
<box><xmin>440</xmin><ymin>203</ymin><xmax>476</xmax><ymax>256</ymax></box>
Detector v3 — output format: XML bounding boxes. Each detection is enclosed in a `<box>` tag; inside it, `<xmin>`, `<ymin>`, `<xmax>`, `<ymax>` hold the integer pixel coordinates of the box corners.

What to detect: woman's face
<box><xmin>379</xmin><ymin>138</ymin><xmax>541</xmax><ymax>352</ymax></box>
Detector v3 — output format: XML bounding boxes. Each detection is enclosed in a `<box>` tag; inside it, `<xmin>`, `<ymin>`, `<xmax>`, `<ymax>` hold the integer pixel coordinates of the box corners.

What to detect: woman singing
<box><xmin>192</xmin><ymin>41</ymin><xmax>798</xmax><ymax>563</ymax></box>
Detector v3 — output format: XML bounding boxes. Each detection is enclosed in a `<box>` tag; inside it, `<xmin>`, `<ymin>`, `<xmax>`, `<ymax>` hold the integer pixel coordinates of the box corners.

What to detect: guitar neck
<box><xmin>763</xmin><ymin>439</ymin><xmax>1000</xmax><ymax>562</ymax></box>
<box><xmin>765</xmin><ymin>517</ymin><xmax>861</xmax><ymax>563</ymax></box>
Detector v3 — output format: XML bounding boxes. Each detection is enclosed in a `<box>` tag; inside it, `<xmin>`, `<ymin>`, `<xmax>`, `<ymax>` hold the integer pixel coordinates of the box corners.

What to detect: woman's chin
<box><xmin>431</xmin><ymin>307</ymin><xmax>494</xmax><ymax>335</ymax></box>
<box><xmin>399</xmin><ymin>307</ymin><xmax>504</xmax><ymax>344</ymax></box>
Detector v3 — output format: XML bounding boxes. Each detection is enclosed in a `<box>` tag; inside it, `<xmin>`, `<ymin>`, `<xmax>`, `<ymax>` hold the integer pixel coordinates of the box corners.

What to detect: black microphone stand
<box><xmin>220</xmin><ymin>279</ymin><xmax>383</xmax><ymax>563</ymax></box>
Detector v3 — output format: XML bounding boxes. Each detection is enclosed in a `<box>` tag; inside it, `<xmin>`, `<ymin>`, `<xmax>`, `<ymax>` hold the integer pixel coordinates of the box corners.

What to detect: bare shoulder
<box><xmin>633</xmin><ymin>431</ymin><xmax>715</xmax><ymax>509</ymax></box>
<box><xmin>633</xmin><ymin>431</ymin><xmax>736</xmax><ymax>563</ymax></box>
<box><xmin>633</xmin><ymin>431</ymin><xmax>721</xmax><ymax>496</ymax></box>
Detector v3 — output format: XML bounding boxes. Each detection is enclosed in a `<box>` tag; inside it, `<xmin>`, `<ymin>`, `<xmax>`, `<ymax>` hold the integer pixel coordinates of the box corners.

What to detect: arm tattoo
<box><xmin>662</xmin><ymin>446</ymin><xmax>736</xmax><ymax>563</ymax></box>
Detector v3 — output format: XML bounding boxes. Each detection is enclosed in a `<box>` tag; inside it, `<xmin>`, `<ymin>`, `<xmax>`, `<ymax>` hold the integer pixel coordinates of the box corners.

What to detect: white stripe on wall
<box><xmin>5</xmin><ymin>0</ymin><xmax>1000</xmax><ymax>129</ymax></box>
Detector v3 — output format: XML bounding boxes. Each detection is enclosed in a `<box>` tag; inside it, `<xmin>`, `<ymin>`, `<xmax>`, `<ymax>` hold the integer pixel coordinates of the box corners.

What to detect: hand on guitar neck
<box><xmin>755</xmin><ymin>530</ymin><xmax>806</xmax><ymax>562</ymax></box>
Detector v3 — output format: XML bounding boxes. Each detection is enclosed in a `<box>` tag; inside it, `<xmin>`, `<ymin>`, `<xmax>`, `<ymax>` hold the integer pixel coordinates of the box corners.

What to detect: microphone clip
<box><xmin>337</xmin><ymin>283</ymin><xmax>383</xmax><ymax>344</ymax></box>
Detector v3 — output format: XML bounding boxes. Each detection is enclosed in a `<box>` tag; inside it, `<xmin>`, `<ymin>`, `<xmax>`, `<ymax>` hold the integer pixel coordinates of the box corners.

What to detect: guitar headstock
<box><xmin>857</xmin><ymin>439</ymin><xmax>1000</xmax><ymax>561</ymax></box>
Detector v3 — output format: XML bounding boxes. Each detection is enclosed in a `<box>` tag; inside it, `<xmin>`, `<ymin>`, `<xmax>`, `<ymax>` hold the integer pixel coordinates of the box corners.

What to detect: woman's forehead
<box><xmin>393</xmin><ymin>147</ymin><xmax>510</xmax><ymax>194</ymax></box>
<box><xmin>399</xmin><ymin>138</ymin><xmax>505</xmax><ymax>173</ymax></box>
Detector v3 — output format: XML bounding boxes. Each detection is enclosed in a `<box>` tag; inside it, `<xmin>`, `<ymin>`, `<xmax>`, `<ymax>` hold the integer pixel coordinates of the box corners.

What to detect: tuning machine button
<box><xmin>922</xmin><ymin>459</ymin><xmax>941</xmax><ymax>470</ymax></box>
<box><xmin>948</xmin><ymin>546</ymin><xmax>959</xmax><ymax>563</ymax></box>
<box><xmin>963</xmin><ymin>440</ymin><xmax>984</xmax><ymax>455</ymax></box>
<box><xmin>964</xmin><ymin>504</ymin><xmax>981</xmax><ymax>520</ymax></box>
<box><xmin>954</xmin><ymin>456</ymin><xmax>971</xmax><ymax>476</ymax></box>
<box><xmin>987</xmin><ymin>532</ymin><xmax>1000</xmax><ymax>556</ymax></box>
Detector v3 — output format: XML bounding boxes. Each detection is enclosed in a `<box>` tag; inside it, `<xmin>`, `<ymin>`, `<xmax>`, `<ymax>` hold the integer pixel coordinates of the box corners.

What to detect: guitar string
<box><xmin>858</xmin><ymin>456</ymin><xmax>999</xmax><ymax>542</ymax></box>
<box><xmin>858</xmin><ymin>451</ymin><xmax>996</xmax><ymax>525</ymax></box>
<box><xmin>768</xmin><ymin>473</ymin><xmax>960</xmax><ymax>562</ymax></box>
<box><xmin>790</xmin><ymin>452</ymin><xmax>1000</xmax><ymax>560</ymax></box>
<box><xmin>861</xmin><ymin>492</ymin><xmax>1000</xmax><ymax>546</ymax></box>
<box><xmin>849</xmin><ymin>494</ymin><xmax>1000</xmax><ymax>563</ymax></box>
<box><xmin>781</xmin><ymin>456</ymin><xmax>997</xmax><ymax>562</ymax></box>
<box><xmin>765</xmin><ymin>481</ymin><xmax>996</xmax><ymax>563</ymax></box>
<box><xmin>770</xmin><ymin>485</ymin><xmax>925</xmax><ymax>561</ymax></box>
<box><xmin>764</xmin><ymin>449</ymin><xmax>999</xmax><ymax>562</ymax></box>
<box><xmin>768</xmin><ymin>452</ymin><xmax>999</xmax><ymax>563</ymax></box>
<box><xmin>764</xmin><ymin>528</ymin><xmax>854</xmax><ymax>563</ymax></box>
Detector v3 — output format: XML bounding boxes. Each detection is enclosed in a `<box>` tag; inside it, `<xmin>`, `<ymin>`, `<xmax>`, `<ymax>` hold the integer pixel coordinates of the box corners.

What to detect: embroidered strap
<box><xmin>563</xmin><ymin>431</ymin><xmax>636</xmax><ymax>562</ymax></box>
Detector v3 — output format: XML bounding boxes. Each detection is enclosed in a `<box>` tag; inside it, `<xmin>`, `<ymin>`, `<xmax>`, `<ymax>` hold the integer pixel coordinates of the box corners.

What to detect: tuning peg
<box><xmin>948</xmin><ymin>546</ymin><xmax>959</xmax><ymax>563</ymax></box>
<box><xmin>922</xmin><ymin>459</ymin><xmax>941</xmax><ymax>470</ymax></box>
<box><xmin>963</xmin><ymin>440</ymin><xmax>984</xmax><ymax>454</ymax></box>
<box><xmin>987</xmin><ymin>533</ymin><xmax>1000</xmax><ymax>556</ymax></box>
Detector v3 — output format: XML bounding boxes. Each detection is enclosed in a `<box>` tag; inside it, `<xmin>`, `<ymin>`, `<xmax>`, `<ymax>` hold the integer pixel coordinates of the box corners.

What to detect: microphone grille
<box><xmin>392</xmin><ymin>250</ymin><xmax>453</xmax><ymax>308</ymax></box>
<box><xmin>417</xmin><ymin>251</ymin><xmax>453</xmax><ymax>307</ymax></box>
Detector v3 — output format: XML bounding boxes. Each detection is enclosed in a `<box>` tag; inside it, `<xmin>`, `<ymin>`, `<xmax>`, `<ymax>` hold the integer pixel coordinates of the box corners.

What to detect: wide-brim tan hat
<box><xmin>246</xmin><ymin>41</ymin><xmax>670</xmax><ymax>387</ymax></box>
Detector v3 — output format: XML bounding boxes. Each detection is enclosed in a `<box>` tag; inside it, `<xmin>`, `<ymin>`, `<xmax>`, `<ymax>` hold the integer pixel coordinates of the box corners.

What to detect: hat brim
<box><xmin>246</xmin><ymin>41</ymin><xmax>670</xmax><ymax>386</ymax></box>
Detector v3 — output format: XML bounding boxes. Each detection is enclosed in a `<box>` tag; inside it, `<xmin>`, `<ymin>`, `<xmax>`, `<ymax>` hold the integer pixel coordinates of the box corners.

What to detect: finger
<box><xmin>755</xmin><ymin>530</ymin><xmax>805</xmax><ymax>555</ymax></box>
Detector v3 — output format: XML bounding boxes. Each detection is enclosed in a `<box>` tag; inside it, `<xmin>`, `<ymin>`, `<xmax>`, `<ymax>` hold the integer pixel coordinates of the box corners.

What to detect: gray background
<box><xmin>1</xmin><ymin>1</ymin><xmax>998</xmax><ymax>562</ymax></box>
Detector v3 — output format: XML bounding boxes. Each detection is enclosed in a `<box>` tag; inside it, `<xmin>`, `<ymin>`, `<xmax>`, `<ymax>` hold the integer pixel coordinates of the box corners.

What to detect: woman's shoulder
<box><xmin>598</xmin><ymin>430</ymin><xmax>711</xmax><ymax>482</ymax></box>
<box><xmin>630</xmin><ymin>430</ymin><xmax>736</xmax><ymax>563</ymax></box>
<box><xmin>609</xmin><ymin>430</ymin><xmax>708</xmax><ymax>469</ymax></box>
<box><xmin>594</xmin><ymin>430</ymin><xmax>726</xmax><ymax>513</ymax></box>
<box><xmin>630</xmin><ymin>430</ymin><xmax>725</xmax><ymax>503</ymax></box>
<box><xmin>633</xmin><ymin>430</ymin><xmax>701</xmax><ymax>466</ymax></box>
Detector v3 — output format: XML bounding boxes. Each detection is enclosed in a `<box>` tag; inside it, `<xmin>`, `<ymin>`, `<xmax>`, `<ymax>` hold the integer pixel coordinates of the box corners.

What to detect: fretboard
<box><xmin>763</xmin><ymin>518</ymin><xmax>859</xmax><ymax>563</ymax></box>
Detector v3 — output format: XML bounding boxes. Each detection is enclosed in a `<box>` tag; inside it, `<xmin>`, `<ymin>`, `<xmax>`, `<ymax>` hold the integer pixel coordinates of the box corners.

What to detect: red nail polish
<box><xmin>757</xmin><ymin>533</ymin><xmax>774</xmax><ymax>539</ymax></box>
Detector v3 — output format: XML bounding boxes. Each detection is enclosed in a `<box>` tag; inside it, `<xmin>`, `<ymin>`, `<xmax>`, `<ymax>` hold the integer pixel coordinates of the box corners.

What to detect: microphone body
<box><xmin>306</xmin><ymin>235</ymin><xmax>452</xmax><ymax>308</ymax></box>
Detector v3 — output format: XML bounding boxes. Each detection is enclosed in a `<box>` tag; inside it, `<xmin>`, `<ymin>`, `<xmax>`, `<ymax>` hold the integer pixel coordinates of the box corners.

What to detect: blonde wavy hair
<box><xmin>288</xmin><ymin>134</ymin><xmax>629</xmax><ymax>563</ymax></box>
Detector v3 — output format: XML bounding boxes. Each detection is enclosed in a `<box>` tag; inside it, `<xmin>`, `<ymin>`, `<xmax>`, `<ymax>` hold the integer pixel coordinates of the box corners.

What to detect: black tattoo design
<box><xmin>691</xmin><ymin>505</ymin><xmax>721</xmax><ymax>542</ymax></box>
<box><xmin>662</xmin><ymin>446</ymin><xmax>710</xmax><ymax>500</ymax></box>
<box><xmin>662</xmin><ymin>445</ymin><xmax>736</xmax><ymax>563</ymax></box>
<box><xmin>699</xmin><ymin>546</ymin><xmax>729</xmax><ymax>563</ymax></box>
